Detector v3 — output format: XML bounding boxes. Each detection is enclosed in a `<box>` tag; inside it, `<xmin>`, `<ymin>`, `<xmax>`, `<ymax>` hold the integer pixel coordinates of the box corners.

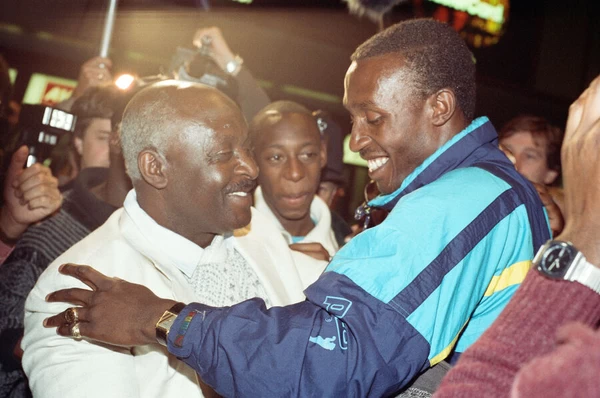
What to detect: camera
<box><xmin>15</xmin><ymin>104</ymin><xmax>77</xmax><ymax>167</ymax></box>
<box><xmin>169</xmin><ymin>36</ymin><xmax>239</xmax><ymax>100</ymax></box>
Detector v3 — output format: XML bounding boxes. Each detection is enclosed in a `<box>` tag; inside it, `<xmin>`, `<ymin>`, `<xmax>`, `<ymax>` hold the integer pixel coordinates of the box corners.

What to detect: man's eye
<box><xmin>300</xmin><ymin>152</ymin><xmax>318</xmax><ymax>161</ymax></box>
<box><xmin>268</xmin><ymin>154</ymin><xmax>282</xmax><ymax>162</ymax></box>
<box><xmin>365</xmin><ymin>111</ymin><xmax>382</xmax><ymax>125</ymax></box>
<box><xmin>216</xmin><ymin>151</ymin><xmax>233</xmax><ymax>161</ymax></box>
<box><xmin>366</xmin><ymin>116</ymin><xmax>382</xmax><ymax>125</ymax></box>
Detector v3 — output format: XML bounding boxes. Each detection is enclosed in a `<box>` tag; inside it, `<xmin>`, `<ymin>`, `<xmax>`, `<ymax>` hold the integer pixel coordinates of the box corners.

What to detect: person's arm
<box><xmin>435</xmin><ymin>74</ymin><xmax>600</xmax><ymax>397</ymax></box>
<box><xmin>193</xmin><ymin>27</ymin><xmax>270</xmax><ymax>120</ymax></box>
<box><xmin>22</xmin><ymin>261</ymin><xmax>143</xmax><ymax>398</ymax></box>
<box><xmin>55</xmin><ymin>57</ymin><xmax>112</xmax><ymax>111</ymax></box>
<box><xmin>0</xmin><ymin>145</ymin><xmax>62</xmax><ymax>264</ymax></box>
<box><xmin>434</xmin><ymin>271</ymin><xmax>600</xmax><ymax>397</ymax></box>
<box><xmin>0</xmin><ymin>249</ymin><xmax>53</xmax><ymax>392</ymax></box>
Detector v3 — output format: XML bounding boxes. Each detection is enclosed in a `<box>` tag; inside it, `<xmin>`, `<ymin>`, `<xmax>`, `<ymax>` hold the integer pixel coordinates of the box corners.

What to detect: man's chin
<box><xmin>277</xmin><ymin>207</ymin><xmax>311</xmax><ymax>222</ymax></box>
<box><xmin>231</xmin><ymin>211</ymin><xmax>253</xmax><ymax>231</ymax></box>
<box><xmin>373</xmin><ymin>179</ymin><xmax>401</xmax><ymax>196</ymax></box>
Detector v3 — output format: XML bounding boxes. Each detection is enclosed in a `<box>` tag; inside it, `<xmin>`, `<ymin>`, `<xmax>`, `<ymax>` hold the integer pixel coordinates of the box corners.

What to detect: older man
<box><xmin>22</xmin><ymin>81</ymin><xmax>315</xmax><ymax>398</ymax></box>
<box><xmin>44</xmin><ymin>19</ymin><xmax>550</xmax><ymax>396</ymax></box>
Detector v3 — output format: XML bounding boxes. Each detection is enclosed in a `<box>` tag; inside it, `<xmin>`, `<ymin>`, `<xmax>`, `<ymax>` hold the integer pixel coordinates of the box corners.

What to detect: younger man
<box><xmin>250</xmin><ymin>101</ymin><xmax>340</xmax><ymax>262</ymax></box>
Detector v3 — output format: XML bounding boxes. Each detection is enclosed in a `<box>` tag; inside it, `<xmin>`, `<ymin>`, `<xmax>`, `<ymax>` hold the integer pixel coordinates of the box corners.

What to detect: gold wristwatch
<box><xmin>155</xmin><ymin>302</ymin><xmax>186</xmax><ymax>346</ymax></box>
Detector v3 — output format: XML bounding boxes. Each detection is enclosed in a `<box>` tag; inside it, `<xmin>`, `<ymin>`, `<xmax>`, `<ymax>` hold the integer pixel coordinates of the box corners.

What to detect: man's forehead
<box><xmin>348</xmin><ymin>54</ymin><xmax>409</xmax><ymax>79</ymax></box>
<box><xmin>344</xmin><ymin>56</ymin><xmax>411</xmax><ymax>107</ymax></box>
<box><xmin>259</xmin><ymin>112</ymin><xmax>319</xmax><ymax>138</ymax></box>
<box><xmin>253</xmin><ymin>112</ymin><xmax>321</xmax><ymax>149</ymax></box>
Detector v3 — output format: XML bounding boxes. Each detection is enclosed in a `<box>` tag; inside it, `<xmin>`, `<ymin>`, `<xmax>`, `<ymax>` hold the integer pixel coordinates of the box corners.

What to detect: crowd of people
<box><xmin>0</xmin><ymin>16</ymin><xmax>598</xmax><ymax>398</ymax></box>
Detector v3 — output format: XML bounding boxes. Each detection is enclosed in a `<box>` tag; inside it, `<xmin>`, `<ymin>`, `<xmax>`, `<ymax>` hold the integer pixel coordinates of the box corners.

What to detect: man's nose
<box><xmin>283</xmin><ymin>157</ymin><xmax>305</xmax><ymax>182</ymax></box>
<box><xmin>349</xmin><ymin>124</ymin><xmax>371</xmax><ymax>154</ymax></box>
<box><xmin>237</xmin><ymin>149</ymin><xmax>259</xmax><ymax>179</ymax></box>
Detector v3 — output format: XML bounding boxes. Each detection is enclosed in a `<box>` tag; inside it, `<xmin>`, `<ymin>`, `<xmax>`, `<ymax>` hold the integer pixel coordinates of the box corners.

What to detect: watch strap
<box><xmin>566</xmin><ymin>252</ymin><xmax>600</xmax><ymax>294</ymax></box>
<box><xmin>155</xmin><ymin>302</ymin><xmax>186</xmax><ymax>346</ymax></box>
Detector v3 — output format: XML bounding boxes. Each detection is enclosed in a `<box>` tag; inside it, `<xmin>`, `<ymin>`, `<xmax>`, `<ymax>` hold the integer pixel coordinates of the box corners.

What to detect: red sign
<box><xmin>42</xmin><ymin>83</ymin><xmax>75</xmax><ymax>106</ymax></box>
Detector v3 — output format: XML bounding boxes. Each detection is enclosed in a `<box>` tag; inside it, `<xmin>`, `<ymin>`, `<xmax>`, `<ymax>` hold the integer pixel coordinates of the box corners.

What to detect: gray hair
<box><xmin>119</xmin><ymin>88</ymin><xmax>176</xmax><ymax>182</ymax></box>
<box><xmin>120</xmin><ymin>80</ymin><xmax>241</xmax><ymax>182</ymax></box>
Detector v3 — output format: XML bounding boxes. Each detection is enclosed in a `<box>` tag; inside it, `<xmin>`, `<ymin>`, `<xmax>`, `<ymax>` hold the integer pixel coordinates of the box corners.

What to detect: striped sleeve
<box><xmin>327</xmin><ymin>167</ymin><xmax>539</xmax><ymax>364</ymax></box>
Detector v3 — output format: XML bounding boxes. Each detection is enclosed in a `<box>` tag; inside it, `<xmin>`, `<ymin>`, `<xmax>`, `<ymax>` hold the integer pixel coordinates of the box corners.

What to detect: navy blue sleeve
<box><xmin>167</xmin><ymin>272</ymin><xmax>431</xmax><ymax>397</ymax></box>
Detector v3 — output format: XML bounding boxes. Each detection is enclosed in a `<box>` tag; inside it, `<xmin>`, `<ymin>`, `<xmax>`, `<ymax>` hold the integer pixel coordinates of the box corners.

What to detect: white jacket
<box><xmin>23</xmin><ymin>202</ymin><xmax>324</xmax><ymax>397</ymax></box>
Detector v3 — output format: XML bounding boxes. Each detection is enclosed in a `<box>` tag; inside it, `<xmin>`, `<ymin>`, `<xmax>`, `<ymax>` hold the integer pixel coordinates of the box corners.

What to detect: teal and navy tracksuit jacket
<box><xmin>167</xmin><ymin>117</ymin><xmax>551</xmax><ymax>397</ymax></box>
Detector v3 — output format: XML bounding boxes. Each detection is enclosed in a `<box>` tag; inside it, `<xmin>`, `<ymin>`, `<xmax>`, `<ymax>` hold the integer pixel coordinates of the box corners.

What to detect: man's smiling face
<box><xmin>344</xmin><ymin>54</ymin><xmax>438</xmax><ymax>195</ymax></box>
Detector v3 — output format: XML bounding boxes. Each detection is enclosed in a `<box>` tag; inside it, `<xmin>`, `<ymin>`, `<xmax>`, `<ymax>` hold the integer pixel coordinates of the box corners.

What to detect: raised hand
<box><xmin>1</xmin><ymin>146</ymin><xmax>62</xmax><ymax>241</ymax></box>
<box><xmin>556</xmin><ymin>75</ymin><xmax>600</xmax><ymax>265</ymax></box>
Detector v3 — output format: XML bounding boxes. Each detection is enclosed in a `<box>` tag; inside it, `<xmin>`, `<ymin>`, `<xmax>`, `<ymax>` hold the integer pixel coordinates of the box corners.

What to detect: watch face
<box><xmin>538</xmin><ymin>241</ymin><xmax>577</xmax><ymax>278</ymax></box>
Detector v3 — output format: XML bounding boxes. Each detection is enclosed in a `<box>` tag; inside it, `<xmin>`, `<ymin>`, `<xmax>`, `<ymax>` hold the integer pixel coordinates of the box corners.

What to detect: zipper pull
<box><xmin>355</xmin><ymin>203</ymin><xmax>372</xmax><ymax>230</ymax></box>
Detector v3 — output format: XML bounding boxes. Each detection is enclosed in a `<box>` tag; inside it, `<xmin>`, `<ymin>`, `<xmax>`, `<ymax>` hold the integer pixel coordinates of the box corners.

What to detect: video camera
<box><xmin>168</xmin><ymin>36</ymin><xmax>238</xmax><ymax>100</ymax></box>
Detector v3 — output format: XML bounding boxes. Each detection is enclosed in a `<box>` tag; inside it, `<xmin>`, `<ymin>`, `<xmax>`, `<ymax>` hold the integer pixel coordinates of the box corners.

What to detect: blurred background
<box><xmin>1</xmin><ymin>0</ymin><xmax>599</xmax><ymax>218</ymax></box>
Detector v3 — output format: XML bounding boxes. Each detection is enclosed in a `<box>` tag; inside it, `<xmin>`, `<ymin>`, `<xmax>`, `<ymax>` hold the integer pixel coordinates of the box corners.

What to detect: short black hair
<box><xmin>257</xmin><ymin>100</ymin><xmax>312</xmax><ymax>116</ymax></box>
<box><xmin>249</xmin><ymin>100</ymin><xmax>318</xmax><ymax>138</ymax></box>
<box><xmin>71</xmin><ymin>85</ymin><xmax>116</xmax><ymax>139</ymax></box>
<box><xmin>351</xmin><ymin>19</ymin><xmax>476</xmax><ymax>120</ymax></box>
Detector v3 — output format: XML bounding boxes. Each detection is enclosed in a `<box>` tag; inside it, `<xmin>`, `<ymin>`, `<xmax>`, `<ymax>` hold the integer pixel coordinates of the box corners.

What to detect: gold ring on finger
<box><xmin>70</xmin><ymin>322</ymin><xmax>82</xmax><ymax>339</ymax></box>
<box><xmin>64</xmin><ymin>307</ymin><xmax>79</xmax><ymax>324</ymax></box>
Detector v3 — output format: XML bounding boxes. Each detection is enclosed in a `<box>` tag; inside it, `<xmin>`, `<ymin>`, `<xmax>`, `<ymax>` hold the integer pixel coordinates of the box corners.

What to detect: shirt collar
<box><xmin>123</xmin><ymin>190</ymin><xmax>234</xmax><ymax>278</ymax></box>
<box><xmin>254</xmin><ymin>186</ymin><xmax>322</xmax><ymax>244</ymax></box>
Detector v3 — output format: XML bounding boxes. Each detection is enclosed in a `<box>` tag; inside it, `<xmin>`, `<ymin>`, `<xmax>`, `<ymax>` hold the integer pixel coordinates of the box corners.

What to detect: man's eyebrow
<box><xmin>348</xmin><ymin>100</ymin><xmax>377</xmax><ymax>109</ymax></box>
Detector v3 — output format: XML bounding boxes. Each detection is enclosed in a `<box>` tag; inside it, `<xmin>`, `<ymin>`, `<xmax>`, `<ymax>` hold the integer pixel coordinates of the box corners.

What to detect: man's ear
<box><xmin>319</xmin><ymin>138</ymin><xmax>328</xmax><ymax>170</ymax></box>
<box><xmin>74</xmin><ymin>137</ymin><xmax>84</xmax><ymax>156</ymax></box>
<box><xmin>429</xmin><ymin>89</ymin><xmax>457</xmax><ymax>127</ymax></box>
<box><xmin>138</xmin><ymin>149</ymin><xmax>168</xmax><ymax>189</ymax></box>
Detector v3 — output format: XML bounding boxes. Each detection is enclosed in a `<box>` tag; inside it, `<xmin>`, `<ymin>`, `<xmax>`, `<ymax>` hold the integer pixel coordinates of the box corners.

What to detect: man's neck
<box><xmin>279</xmin><ymin>214</ymin><xmax>315</xmax><ymax>238</ymax></box>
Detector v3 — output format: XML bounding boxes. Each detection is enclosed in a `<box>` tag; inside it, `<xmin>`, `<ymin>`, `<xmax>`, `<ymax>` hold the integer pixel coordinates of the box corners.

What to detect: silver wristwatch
<box><xmin>534</xmin><ymin>240</ymin><xmax>600</xmax><ymax>294</ymax></box>
<box><xmin>225</xmin><ymin>55</ymin><xmax>244</xmax><ymax>76</ymax></box>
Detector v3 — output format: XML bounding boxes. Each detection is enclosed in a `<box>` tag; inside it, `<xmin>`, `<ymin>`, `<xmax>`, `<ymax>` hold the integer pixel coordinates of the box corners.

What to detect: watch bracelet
<box><xmin>567</xmin><ymin>255</ymin><xmax>600</xmax><ymax>294</ymax></box>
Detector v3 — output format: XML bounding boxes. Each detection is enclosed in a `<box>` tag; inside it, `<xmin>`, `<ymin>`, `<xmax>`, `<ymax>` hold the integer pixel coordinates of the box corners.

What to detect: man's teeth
<box><xmin>230</xmin><ymin>192</ymin><xmax>248</xmax><ymax>197</ymax></box>
<box><xmin>367</xmin><ymin>157</ymin><xmax>389</xmax><ymax>172</ymax></box>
